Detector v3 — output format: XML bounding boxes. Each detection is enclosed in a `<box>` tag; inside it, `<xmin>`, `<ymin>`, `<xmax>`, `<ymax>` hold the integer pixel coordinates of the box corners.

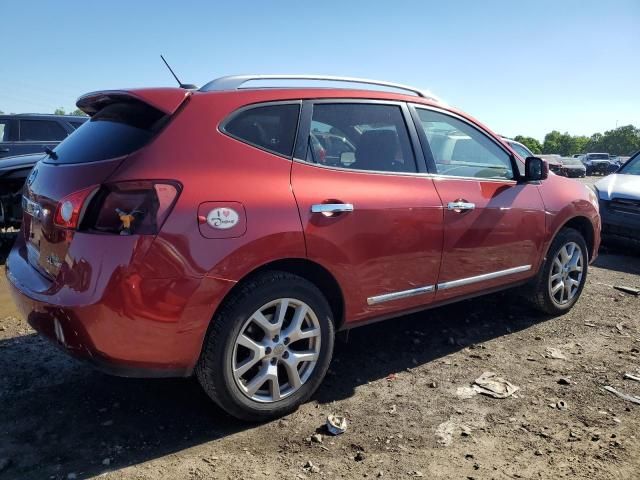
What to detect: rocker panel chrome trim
<box><xmin>437</xmin><ymin>265</ymin><xmax>532</xmax><ymax>291</ymax></box>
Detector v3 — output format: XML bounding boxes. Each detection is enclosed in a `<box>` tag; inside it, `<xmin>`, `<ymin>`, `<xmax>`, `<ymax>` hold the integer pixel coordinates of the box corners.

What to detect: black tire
<box><xmin>526</xmin><ymin>228</ymin><xmax>589</xmax><ymax>315</ymax></box>
<box><xmin>196</xmin><ymin>271</ymin><xmax>335</xmax><ymax>421</ymax></box>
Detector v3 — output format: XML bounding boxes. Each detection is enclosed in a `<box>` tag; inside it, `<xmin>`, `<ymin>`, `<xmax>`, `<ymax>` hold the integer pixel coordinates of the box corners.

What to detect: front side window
<box><xmin>19</xmin><ymin>120</ymin><xmax>67</xmax><ymax>141</ymax></box>
<box><xmin>223</xmin><ymin>104</ymin><xmax>300</xmax><ymax>157</ymax></box>
<box><xmin>416</xmin><ymin>108</ymin><xmax>514</xmax><ymax>180</ymax></box>
<box><xmin>307</xmin><ymin>103</ymin><xmax>416</xmax><ymax>173</ymax></box>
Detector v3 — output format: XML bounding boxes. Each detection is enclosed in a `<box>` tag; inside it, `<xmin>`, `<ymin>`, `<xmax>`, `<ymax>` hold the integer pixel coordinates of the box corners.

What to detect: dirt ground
<box><xmin>1</xmin><ymin>179</ymin><xmax>639</xmax><ymax>480</ymax></box>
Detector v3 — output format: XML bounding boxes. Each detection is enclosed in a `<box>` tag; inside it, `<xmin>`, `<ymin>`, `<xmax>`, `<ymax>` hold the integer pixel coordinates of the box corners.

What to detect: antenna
<box><xmin>160</xmin><ymin>55</ymin><xmax>197</xmax><ymax>89</ymax></box>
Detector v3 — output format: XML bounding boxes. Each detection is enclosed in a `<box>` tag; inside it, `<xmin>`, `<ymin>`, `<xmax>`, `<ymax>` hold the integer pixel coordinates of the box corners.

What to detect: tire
<box><xmin>526</xmin><ymin>228</ymin><xmax>589</xmax><ymax>315</ymax></box>
<box><xmin>196</xmin><ymin>271</ymin><xmax>335</xmax><ymax>421</ymax></box>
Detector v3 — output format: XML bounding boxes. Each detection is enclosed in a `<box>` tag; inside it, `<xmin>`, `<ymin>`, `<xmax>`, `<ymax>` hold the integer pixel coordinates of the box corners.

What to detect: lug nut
<box><xmin>283</xmin><ymin>337</ymin><xmax>290</xmax><ymax>345</ymax></box>
<box><xmin>265</xmin><ymin>346</ymin><xmax>272</xmax><ymax>355</ymax></box>
<box><xmin>282</xmin><ymin>351</ymin><xmax>289</xmax><ymax>359</ymax></box>
<box><xmin>273</xmin><ymin>335</ymin><xmax>279</xmax><ymax>342</ymax></box>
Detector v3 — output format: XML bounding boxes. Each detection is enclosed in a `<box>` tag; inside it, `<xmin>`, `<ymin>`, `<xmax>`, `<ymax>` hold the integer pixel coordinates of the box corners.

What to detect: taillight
<box><xmin>54</xmin><ymin>186</ymin><xmax>98</xmax><ymax>229</ymax></box>
<box><xmin>83</xmin><ymin>181</ymin><xmax>180</xmax><ymax>235</ymax></box>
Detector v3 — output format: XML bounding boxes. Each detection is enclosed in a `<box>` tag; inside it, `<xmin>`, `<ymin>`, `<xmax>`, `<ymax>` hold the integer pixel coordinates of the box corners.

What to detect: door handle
<box><xmin>447</xmin><ymin>200</ymin><xmax>475</xmax><ymax>212</ymax></box>
<box><xmin>311</xmin><ymin>203</ymin><xmax>354</xmax><ymax>215</ymax></box>
<box><xmin>0</xmin><ymin>148</ymin><xmax>9</xmax><ymax>153</ymax></box>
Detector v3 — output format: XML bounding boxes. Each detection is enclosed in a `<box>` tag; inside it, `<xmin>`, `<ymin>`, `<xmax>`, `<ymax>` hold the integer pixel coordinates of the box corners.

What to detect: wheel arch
<box><xmin>213</xmin><ymin>258</ymin><xmax>346</xmax><ymax>330</ymax></box>
<box><xmin>550</xmin><ymin>215</ymin><xmax>596</xmax><ymax>261</ymax></box>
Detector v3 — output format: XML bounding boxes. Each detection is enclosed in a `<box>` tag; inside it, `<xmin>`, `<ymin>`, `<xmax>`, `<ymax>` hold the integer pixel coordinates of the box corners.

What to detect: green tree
<box><xmin>68</xmin><ymin>108</ymin><xmax>87</xmax><ymax>116</ymax></box>
<box><xmin>54</xmin><ymin>107</ymin><xmax>66</xmax><ymax>115</ymax></box>
<box><xmin>513</xmin><ymin>135</ymin><xmax>542</xmax><ymax>154</ymax></box>
<box><xmin>542</xmin><ymin>130</ymin><xmax>562</xmax><ymax>154</ymax></box>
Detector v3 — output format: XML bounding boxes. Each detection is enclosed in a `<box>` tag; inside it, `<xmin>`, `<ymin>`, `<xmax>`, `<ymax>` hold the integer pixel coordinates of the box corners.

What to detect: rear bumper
<box><xmin>6</xmin><ymin>233</ymin><xmax>234</xmax><ymax>377</ymax></box>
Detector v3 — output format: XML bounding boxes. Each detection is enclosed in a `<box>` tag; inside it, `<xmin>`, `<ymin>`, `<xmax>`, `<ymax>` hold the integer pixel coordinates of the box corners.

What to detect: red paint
<box><xmin>6</xmin><ymin>84</ymin><xmax>600</xmax><ymax>376</ymax></box>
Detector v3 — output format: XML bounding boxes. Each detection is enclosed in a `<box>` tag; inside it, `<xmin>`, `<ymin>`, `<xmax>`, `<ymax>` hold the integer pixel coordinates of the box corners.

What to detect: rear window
<box><xmin>49</xmin><ymin>101</ymin><xmax>166</xmax><ymax>164</ymax></box>
<box><xmin>589</xmin><ymin>154</ymin><xmax>609</xmax><ymax>160</ymax></box>
<box><xmin>222</xmin><ymin>103</ymin><xmax>300</xmax><ymax>157</ymax></box>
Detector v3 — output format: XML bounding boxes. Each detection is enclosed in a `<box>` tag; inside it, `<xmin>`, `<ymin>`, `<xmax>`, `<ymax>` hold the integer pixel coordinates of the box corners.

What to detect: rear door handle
<box><xmin>311</xmin><ymin>203</ymin><xmax>354</xmax><ymax>215</ymax></box>
<box><xmin>447</xmin><ymin>200</ymin><xmax>475</xmax><ymax>212</ymax></box>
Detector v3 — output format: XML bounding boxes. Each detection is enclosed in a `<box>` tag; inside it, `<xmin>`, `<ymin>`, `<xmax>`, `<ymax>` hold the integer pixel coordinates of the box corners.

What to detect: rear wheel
<box><xmin>527</xmin><ymin>228</ymin><xmax>588</xmax><ymax>315</ymax></box>
<box><xmin>196</xmin><ymin>271</ymin><xmax>334</xmax><ymax>421</ymax></box>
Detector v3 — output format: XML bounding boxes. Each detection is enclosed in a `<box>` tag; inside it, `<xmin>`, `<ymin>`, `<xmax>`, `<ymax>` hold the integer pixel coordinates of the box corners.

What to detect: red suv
<box><xmin>7</xmin><ymin>75</ymin><xmax>600</xmax><ymax>421</ymax></box>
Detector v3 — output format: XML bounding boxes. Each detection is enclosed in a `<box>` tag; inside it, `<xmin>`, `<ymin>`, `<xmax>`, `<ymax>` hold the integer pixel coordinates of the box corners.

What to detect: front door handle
<box><xmin>311</xmin><ymin>203</ymin><xmax>354</xmax><ymax>215</ymax></box>
<box><xmin>0</xmin><ymin>148</ymin><xmax>9</xmax><ymax>153</ymax></box>
<box><xmin>447</xmin><ymin>200</ymin><xmax>475</xmax><ymax>212</ymax></box>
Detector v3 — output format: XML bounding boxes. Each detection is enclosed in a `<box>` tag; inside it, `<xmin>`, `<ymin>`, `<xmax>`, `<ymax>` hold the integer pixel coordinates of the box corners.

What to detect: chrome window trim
<box><xmin>218</xmin><ymin>100</ymin><xmax>303</xmax><ymax>160</ymax></box>
<box><xmin>367</xmin><ymin>285</ymin><xmax>435</xmax><ymax>305</ymax></box>
<box><xmin>437</xmin><ymin>265</ymin><xmax>532</xmax><ymax>291</ymax></box>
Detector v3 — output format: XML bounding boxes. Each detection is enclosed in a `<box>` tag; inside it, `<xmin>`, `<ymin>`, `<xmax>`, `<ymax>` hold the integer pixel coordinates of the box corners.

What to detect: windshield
<box><xmin>508</xmin><ymin>141</ymin><xmax>533</xmax><ymax>159</ymax></box>
<box><xmin>588</xmin><ymin>154</ymin><xmax>610</xmax><ymax>160</ymax></box>
<box><xmin>619</xmin><ymin>153</ymin><xmax>640</xmax><ymax>175</ymax></box>
<box><xmin>562</xmin><ymin>158</ymin><xmax>582</xmax><ymax>165</ymax></box>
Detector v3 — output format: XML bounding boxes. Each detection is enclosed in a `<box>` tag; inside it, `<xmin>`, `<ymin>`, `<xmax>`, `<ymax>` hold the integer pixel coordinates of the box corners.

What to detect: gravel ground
<box><xmin>1</xmin><ymin>177</ymin><xmax>639</xmax><ymax>480</ymax></box>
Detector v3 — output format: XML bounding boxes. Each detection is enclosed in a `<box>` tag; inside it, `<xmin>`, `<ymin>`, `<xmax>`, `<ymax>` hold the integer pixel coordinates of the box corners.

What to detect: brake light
<box><xmin>84</xmin><ymin>181</ymin><xmax>180</xmax><ymax>235</ymax></box>
<box><xmin>53</xmin><ymin>186</ymin><xmax>98</xmax><ymax>229</ymax></box>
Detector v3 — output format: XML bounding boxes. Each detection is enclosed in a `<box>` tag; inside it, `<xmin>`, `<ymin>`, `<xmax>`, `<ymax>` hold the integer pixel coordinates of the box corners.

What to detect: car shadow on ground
<box><xmin>593</xmin><ymin>248</ymin><xmax>640</xmax><ymax>275</ymax></box>
<box><xmin>0</xmin><ymin>290</ymin><xmax>550</xmax><ymax>480</ymax></box>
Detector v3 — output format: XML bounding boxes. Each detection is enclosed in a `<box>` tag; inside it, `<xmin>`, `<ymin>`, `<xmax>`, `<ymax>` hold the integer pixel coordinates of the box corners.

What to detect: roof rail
<box><xmin>199</xmin><ymin>75</ymin><xmax>439</xmax><ymax>101</ymax></box>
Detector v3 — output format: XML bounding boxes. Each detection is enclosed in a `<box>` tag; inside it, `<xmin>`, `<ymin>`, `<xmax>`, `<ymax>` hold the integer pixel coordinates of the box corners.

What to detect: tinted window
<box><xmin>0</xmin><ymin>121</ymin><xmax>9</xmax><ymax>142</ymax></box>
<box><xmin>619</xmin><ymin>153</ymin><xmax>640</xmax><ymax>175</ymax></box>
<box><xmin>69</xmin><ymin>120</ymin><xmax>86</xmax><ymax>130</ymax></box>
<box><xmin>416</xmin><ymin>109</ymin><xmax>513</xmax><ymax>180</ymax></box>
<box><xmin>50</xmin><ymin>101</ymin><xmax>166</xmax><ymax>164</ymax></box>
<box><xmin>307</xmin><ymin>103</ymin><xmax>416</xmax><ymax>173</ymax></box>
<box><xmin>224</xmin><ymin>104</ymin><xmax>300</xmax><ymax>157</ymax></box>
<box><xmin>19</xmin><ymin>120</ymin><xmax>67</xmax><ymax>141</ymax></box>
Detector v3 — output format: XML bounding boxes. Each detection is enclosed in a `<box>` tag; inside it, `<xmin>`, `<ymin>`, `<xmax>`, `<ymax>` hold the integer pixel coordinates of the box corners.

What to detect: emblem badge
<box><xmin>206</xmin><ymin>207</ymin><xmax>240</xmax><ymax>230</ymax></box>
<box><xmin>27</xmin><ymin>168</ymin><xmax>38</xmax><ymax>187</ymax></box>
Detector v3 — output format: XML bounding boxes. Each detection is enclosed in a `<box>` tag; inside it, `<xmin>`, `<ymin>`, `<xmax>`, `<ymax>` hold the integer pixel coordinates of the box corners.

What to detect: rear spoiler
<box><xmin>76</xmin><ymin>88</ymin><xmax>191</xmax><ymax>116</ymax></box>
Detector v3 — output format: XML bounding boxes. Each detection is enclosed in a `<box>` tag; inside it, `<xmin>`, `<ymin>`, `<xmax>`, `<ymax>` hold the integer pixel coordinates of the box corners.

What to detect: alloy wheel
<box><xmin>548</xmin><ymin>241</ymin><xmax>584</xmax><ymax>306</ymax></box>
<box><xmin>231</xmin><ymin>298</ymin><xmax>321</xmax><ymax>403</ymax></box>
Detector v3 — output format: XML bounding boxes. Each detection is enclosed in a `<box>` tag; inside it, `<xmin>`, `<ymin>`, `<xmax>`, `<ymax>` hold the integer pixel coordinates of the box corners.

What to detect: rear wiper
<box><xmin>44</xmin><ymin>147</ymin><xmax>58</xmax><ymax>160</ymax></box>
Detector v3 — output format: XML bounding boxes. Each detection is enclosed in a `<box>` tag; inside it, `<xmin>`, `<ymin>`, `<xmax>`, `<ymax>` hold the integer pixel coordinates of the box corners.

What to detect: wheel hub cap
<box><xmin>548</xmin><ymin>241</ymin><xmax>584</xmax><ymax>306</ymax></box>
<box><xmin>231</xmin><ymin>298</ymin><xmax>321</xmax><ymax>403</ymax></box>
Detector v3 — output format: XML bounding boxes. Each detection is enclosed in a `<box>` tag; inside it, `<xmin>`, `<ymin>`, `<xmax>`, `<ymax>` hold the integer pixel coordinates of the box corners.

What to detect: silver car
<box><xmin>592</xmin><ymin>151</ymin><xmax>640</xmax><ymax>245</ymax></box>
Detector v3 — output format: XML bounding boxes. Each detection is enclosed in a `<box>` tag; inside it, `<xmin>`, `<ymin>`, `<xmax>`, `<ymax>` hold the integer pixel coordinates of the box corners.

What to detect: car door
<box><xmin>291</xmin><ymin>101</ymin><xmax>444</xmax><ymax>325</ymax></box>
<box><xmin>411</xmin><ymin>105</ymin><xmax>546</xmax><ymax>302</ymax></box>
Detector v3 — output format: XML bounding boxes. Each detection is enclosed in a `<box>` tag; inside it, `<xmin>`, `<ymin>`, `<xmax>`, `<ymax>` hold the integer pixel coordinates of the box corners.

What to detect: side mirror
<box><xmin>524</xmin><ymin>157</ymin><xmax>548</xmax><ymax>181</ymax></box>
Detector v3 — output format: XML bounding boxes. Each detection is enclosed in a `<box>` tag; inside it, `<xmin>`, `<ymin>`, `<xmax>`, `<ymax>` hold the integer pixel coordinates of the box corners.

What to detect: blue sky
<box><xmin>1</xmin><ymin>0</ymin><xmax>638</xmax><ymax>140</ymax></box>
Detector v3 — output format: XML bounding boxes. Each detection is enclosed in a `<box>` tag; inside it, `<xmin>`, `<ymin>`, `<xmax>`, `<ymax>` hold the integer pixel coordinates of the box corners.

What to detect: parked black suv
<box><xmin>0</xmin><ymin>114</ymin><xmax>87</xmax><ymax>158</ymax></box>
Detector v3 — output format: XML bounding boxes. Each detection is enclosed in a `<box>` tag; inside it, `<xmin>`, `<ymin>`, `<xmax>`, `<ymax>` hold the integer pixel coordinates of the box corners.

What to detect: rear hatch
<box><xmin>22</xmin><ymin>88</ymin><xmax>189</xmax><ymax>279</ymax></box>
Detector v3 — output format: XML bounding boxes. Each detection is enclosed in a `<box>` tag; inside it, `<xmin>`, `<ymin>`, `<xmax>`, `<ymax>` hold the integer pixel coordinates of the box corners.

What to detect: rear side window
<box><xmin>223</xmin><ymin>104</ymin><xmax>300</xmax><ymax>157</ymax></box>
<box><xmin>50</xmin><ymin>101</ymin><xmax>166</xmax><ymax>164</ymax></box>
<box><xmin>306</xmin><ymin>103</ymin><xmax>417</xmax><ymax>173</ymax></box>
<box><xmin>19</xmin><ymin>120</ymin><xmax>67</xmax><ymax>141</ymax></box>
<box><xmin>0</xmin><ymin>120</ymin><xmax>9</xmax><ymax>142</ymax></box>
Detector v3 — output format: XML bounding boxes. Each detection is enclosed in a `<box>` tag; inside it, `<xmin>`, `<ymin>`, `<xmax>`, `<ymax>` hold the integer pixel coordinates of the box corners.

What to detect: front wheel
<box><xmin>196</xmin><ymin>271</ymin><xmax>335</xmax><ymax>421</ymax></box>
<box><xmin>526</xmin><ymin>228</ymin><xmax>589</xmax><ymax>315</ymax></box>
